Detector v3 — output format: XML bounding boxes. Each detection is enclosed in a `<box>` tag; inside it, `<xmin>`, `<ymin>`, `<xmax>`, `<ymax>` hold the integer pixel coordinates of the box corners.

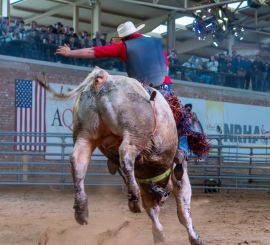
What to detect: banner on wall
<box><xmin>45</xmin><ymin>83</ymin><xmax>75</xmax><ymax>159</ymax></box>
<box><xmin>43</xmin><ymin>82</ymin><xmax>270</xmax><ymax>159</ymax></box>
<box><xmin>180</xmin><ymin>97</ymin><xmax>270</xmax><ymax>143</ymax></box>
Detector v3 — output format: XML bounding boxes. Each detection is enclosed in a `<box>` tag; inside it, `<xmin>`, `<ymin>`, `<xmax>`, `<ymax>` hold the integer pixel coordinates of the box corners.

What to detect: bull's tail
<box><xmin>35</xmin><ymin>72</ymin><xmax>92</xmax><ymax>100</ymax></box>
<box><xmin>35</xmin><ymin>75</ymin><xmax>82</xmax><ymax>100</ymax></box>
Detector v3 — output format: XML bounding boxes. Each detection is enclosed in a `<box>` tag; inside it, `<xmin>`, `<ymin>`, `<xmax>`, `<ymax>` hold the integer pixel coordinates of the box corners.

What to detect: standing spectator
<box><xmin>265</xmin><ymin>63</ymin><xmax>270</xmax><ymax>92</ymax></box>
<box><xmin>262</xmin><ymin>63</ymin><xmax>270</xmax><ymax>92</ymax></box>
<box><xmin>242</xmin><ymin>56</ymin><xmax>252</xmax><ymax>90</ymax></box>
<box><xmin>207</xmin><ymin>55</ymin><xmax>219</xmax><ymax>72</ymax></box>
<box><xmin>217</xmin><ymin>53</ymin><xmax>227</xmax><ymax>86</ymax></box>
<box><xmin>92</xmin><ymin>31</ymin><xmax>106</xmax><ymax>47</ymax></box>
<box><xmin>168</xmin><ymin>49</ymin><xmax>179</xmax><ymax>78</ymax></box>
<box><xmin>224</xmin><ymin>56</ymin><xmax>236</xmax><ymax>87</ymax></box>
<box><xmin>232</xmin><ymin>55</ymin><xmax>245</xmax><ymax>89</ymax></box>
<box><xmin>200</xmin><ymin>56</ymin><xmax>218</xmax><ymax>85</ymax></box>
<box><xmin>251</xmin><ymin>55</ymin><xmax>264</xmax><ymax>91</ymax></box>
<box><xmin>55</xmin><ymin>22</ymin><xmax>63</xmax><ymax>34</ymax></box>
<box><xmin>217</xmin><ymin>53</ymin><xmax>227</xmax><ymax>72</ymax></box>
<box><xmin>231</xmin><ymin>50</ymin><xmax>237</xmax><ymax>63</ymax></box>
<box><xmin>182</xmin><ymin>57</ymin><xmax>194</xmax><ymax>82</ymax></box>
<box><xmin>92</xmin><ymin>31</ymin><xmax>106</xmax><ymax>67</ymax></box>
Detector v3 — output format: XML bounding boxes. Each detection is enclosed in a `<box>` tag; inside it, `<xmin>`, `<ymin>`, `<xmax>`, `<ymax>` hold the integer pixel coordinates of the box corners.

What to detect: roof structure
<box><xmin>7</xmin><ymin>0</ymin><xmax>270</xmax><ymax>58</ymax></box>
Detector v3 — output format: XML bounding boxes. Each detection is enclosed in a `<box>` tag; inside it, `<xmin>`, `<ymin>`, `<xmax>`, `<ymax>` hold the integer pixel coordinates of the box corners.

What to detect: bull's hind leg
<box><xmin>141</xmin><ymin>191</ymin><xmax>165</xmax><ymax>243</ymax></box>
<box><xmin>119</xmin><ymin>136</ymin><xmax>141</xmax><ymax>213</ymax></box>
<box><xmin>172</xmin><ymin>161</ymin><xmax>205</xmax><ymax>245</ymax></box>
<box><xmin>70</xmin><ymin>134</ymin><xmax>95</xmax><ymax>225</ymax></box>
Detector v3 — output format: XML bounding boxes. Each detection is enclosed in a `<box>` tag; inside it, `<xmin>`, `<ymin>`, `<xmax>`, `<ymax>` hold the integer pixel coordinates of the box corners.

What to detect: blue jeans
<box><xmin>178</xmin><ymin>135</ymin><xmax>189</xmax><ymax>157</ymax></box>
<box><xmin>158</xmin><ymin>85</ymin><xmax>190</xmax><ymax>157</ymax></box>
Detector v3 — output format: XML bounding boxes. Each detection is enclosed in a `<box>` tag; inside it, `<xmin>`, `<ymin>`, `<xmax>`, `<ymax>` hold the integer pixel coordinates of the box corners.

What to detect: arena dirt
<box><xmin>0</xmin><ymin>186</ymin><xmax>269</xmax><ymax>245</ymax></box>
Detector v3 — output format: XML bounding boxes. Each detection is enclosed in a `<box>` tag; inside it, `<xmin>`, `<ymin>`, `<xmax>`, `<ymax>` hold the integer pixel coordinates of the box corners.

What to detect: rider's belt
<box><xmin>136</xmin><ymin>168</ymin><xmax>171</xmax><ymax>184</ymax></box>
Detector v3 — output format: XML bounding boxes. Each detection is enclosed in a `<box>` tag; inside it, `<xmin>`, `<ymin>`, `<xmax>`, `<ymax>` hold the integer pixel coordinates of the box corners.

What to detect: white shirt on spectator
<box><xmin>207</xmin><ymin>60</ymin><xmax>218</xmax><ymax>72</ymax></box>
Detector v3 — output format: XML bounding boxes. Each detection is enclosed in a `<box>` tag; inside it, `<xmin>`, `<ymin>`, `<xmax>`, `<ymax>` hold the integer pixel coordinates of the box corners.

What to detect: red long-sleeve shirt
<box><xmin>94</xmin><ymin>33</ymin><xmax>172</xmax><ymax>84</ymax></box>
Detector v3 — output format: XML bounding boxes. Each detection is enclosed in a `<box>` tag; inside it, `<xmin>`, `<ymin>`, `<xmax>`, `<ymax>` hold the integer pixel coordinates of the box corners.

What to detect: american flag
<box><xmin>15</xmin><ymin>80</ymin><xmax>46</xmax><ymax>151</ymax></box>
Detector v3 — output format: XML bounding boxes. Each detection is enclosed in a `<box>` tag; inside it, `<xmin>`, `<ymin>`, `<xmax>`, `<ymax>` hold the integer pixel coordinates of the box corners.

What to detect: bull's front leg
<box><xmin>70</xmin><ymin>136</ymin><xmax>95</xmax><ymax>225</ymax></box>
<box><xmin>119</xmin><ymin>137</ymin><xmax>141</xmax><ymax>213</ymax></box>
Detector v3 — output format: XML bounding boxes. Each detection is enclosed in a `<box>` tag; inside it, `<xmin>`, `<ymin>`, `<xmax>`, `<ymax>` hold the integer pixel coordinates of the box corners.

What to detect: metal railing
<box><xmin>0</xmin><ymin>132</ymin><xmax>270</xmax><ymax>190</ymax></box>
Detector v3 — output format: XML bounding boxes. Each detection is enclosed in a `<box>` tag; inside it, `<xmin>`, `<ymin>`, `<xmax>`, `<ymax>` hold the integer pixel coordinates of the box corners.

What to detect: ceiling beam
<box><xmin>12</xmin><ymin>5</ymin><xmax>146</xmax><ymax>22</ymax></box>
<box><xmin>119</xmin><ymin>0</ymin><xmax>244</xmax><ymax>12</ymax></box>
<box><xmin>53</xmin><ymin>13</ymin><xmax>116</xmax><ymax>28</ymax></box>
<box><xmin>175</xmin><ymin>35</ymin><xmax>213</xmax><ymax>54</ymax></box>
<box><xmin>23</xmin><ymin>0</ymin><xmax>88</xmax><ymax>24</ymax></box>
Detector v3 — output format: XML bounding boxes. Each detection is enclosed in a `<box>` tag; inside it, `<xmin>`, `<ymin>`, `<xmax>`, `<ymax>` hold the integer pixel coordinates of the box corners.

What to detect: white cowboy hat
<box><xmin>117</xmin><ymin>21</ymin><xmax>145</xmax><ymax>38</ymax></box>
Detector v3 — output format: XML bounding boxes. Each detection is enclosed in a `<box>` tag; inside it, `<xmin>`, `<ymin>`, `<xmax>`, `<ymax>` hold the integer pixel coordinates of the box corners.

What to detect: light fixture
<box><xmin>191</xmin><ymin>4</ymin><xmax>245</xmax><ymax>45</ymax></box>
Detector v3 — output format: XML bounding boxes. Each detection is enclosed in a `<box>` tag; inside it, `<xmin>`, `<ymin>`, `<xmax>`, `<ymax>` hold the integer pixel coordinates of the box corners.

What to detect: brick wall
<box><xmin>0</xmin><ymin>55</ymin><xmax>269</xmax><ymax>131</ymax></box>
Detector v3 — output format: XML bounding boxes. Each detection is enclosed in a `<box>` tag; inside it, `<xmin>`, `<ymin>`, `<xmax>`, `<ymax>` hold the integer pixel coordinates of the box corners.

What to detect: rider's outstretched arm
<box><xmin>55</xmin><ymin>44</ymin><xmax>95</xmax><ymax>59</ymax></box>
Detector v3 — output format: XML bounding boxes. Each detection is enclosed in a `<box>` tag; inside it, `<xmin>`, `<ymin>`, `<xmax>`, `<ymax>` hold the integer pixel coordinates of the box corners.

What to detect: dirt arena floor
<box><xmin>0</xmin><ymin>186</ymin><xmax>270</xmax><ymax>245</ymax></box>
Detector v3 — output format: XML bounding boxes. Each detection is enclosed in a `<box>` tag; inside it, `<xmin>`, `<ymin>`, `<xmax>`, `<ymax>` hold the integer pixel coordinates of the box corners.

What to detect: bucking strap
<box><xmin>136</xmin><ymin>168</ymin><xmax>171</xmax><ymax>184</ymax></box>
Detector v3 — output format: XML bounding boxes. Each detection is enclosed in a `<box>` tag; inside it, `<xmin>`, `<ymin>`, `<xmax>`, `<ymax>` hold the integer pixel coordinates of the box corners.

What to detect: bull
<box><xmin>37</xmin><ymin>67</ymin><xmax>204</xmax><ymax>245</ymax></box>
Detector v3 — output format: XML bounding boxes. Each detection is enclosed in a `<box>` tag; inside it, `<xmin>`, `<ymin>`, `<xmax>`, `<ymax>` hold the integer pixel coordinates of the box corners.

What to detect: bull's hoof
<box><xmin>128</xmin><ymin>199</ymin><xmax>142</xmax><ymax>213</ymax></box>
<box><xmin>127</xmin><ymin>193</ymin><xmax>141</xmax><ymax>213</ymax></box>
<box><xmin>189</xmin><ymin>237</ymin><xmax>205</xmax><ymax>245</ymax></box>
<box><xmin>73</xmin><ymin>198</ymin><xmax>89</xmax><ymax>225</ymax></box>
<box><xmin>153</xmin><ymin>230</ymin><xmax>165</xmax><ymax>244</ymax></box>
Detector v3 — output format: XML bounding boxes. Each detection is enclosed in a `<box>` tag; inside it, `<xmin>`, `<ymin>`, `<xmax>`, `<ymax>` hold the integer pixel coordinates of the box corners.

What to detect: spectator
<box><xmin>217</xmin><ymin>53</ymin><xmax>227</xmax><ymax>73</ymax></box>
<box><xmin>168</xmin><ymin>49</ymin><xmax>179</xmax><ymax>78</ymax></box>
<box><xmin>251</xmin><ymin>55</ymin><xmax>264</xmax><ymax>91</ymax></box>
<box><xmin>203</xmin><ymin>56</ymin><xmax>218</xmax><ymax>85</ymax></box>
<box><xmin>265</xmin><ymin>63</ymin><xmax>270</xmax><ymax>92</ymax></box>
<box><xmin>1</xmin><ymin>17</ymin><xmax>270</xmax><ymax>93</ymax></box>
<box><xmin>262</xmin><ymin>62</ymin><xmax>270</xmax><ymax>92</ymax></box>
<box><xmin>232</xmin><ymin>55</ymin><xmax>245</xmax><ymax>89</ymax></box>
<box><xmin>207</xmin><ymin>55</ymin><xmax>218</xmax><ymax>72</ymax></box>
<box><xmin>242</xmin><ymin>56</ymin><xmax>252</xmax><ymax>90</ymax></box>
<box><xmin>182</xmin><ymin>57</ymin><xmax>195</xmax><ymax>82</ymax></box>
<box><xmin>92</xmin><ymin>31</ymin><xmax>106</xmax><ymax>47</ymax></box>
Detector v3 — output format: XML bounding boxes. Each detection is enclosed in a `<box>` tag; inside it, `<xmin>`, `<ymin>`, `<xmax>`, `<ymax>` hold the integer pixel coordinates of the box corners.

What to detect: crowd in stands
<box><xmin>168</xmin><ymin>50</ymin><xmax>270</xmax><ymax>92</ymax></box>
<box><xmin>1</xmin><ymin>17</ymin><xmax>270</xmax><ymax>92</ymax></box>
<box><xmin>0</xmin><ymin>17</ymin><xmax>124</xmax><ymax>70</ymax></box>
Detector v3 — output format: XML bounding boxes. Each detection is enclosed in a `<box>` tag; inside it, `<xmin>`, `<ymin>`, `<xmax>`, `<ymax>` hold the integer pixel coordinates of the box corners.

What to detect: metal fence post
<box><xmin>61</xmin><ymin>135</ymin><xmax>66</xmax><ymax>184</ymax></box>
<box><xmin>217</xmin><ymin>135</ymin><xmax>222</xmax><ymax>182</ymax></box>
<box><xmin>248</xmin><ymin>147</ymin><xmax>253</xmax><ymax>184</ymax></box>
<box><xmin>22</xmin><ymin>152</ymin><xmax>29</xmax><ymax>182</ymax></box>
